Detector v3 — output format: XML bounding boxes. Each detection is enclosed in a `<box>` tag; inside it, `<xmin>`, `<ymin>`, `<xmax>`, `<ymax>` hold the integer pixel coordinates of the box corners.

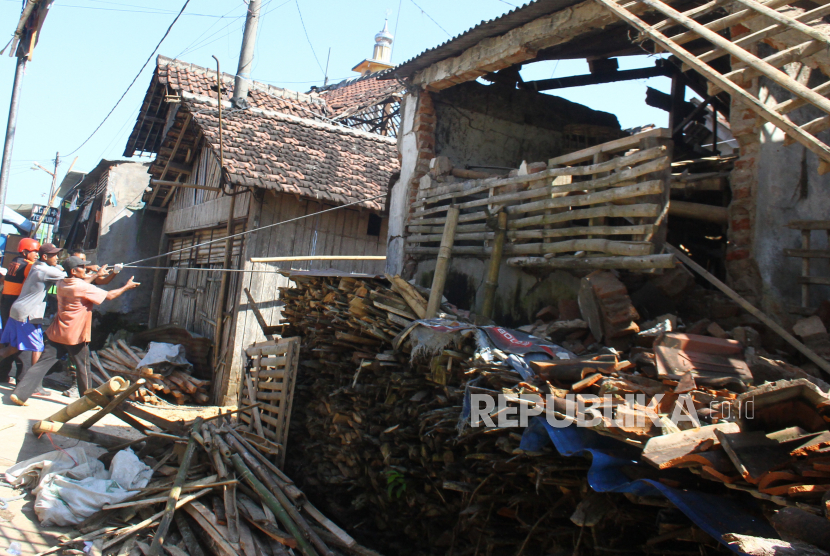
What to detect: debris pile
<box><xmin>279</xmin><ymin>270</ymin><xmax>830</xmax><ymax>556</ymax></box>
<box><xmin>10</xmin><ymin>379</ymin><xmax>377</xmax><ymax>556</ymax></box>
<box><xmin>90</xmin><ymin>339</ymin><xmax>211</xmax><ymax>406</ymax></box>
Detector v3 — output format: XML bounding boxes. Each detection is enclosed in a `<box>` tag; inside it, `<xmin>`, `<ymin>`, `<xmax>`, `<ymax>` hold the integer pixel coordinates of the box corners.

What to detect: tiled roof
<box><xmin>183</xmin><ymin>94</ymin><xmax>399</xmax><ymax>211</ymax></box>
<box><xmin>160</xmin><ymin>58</ymin><xmax>327</xmax><ymax>120</ymax></box>
<box><xmin>318</xmin><ymin>72</ymin><xmax>402</xmax><ymax>119</ymax></box>
<box><xmin>124</xmin><ymin>56</ymin><xmax>327</xmax><ymax>156</ymax></box>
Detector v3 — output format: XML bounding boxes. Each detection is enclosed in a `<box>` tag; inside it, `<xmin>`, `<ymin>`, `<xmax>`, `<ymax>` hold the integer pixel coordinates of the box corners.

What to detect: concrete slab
<box><xmin>0</xmin><ymin>384</ymin><xmax>143</xmax><ymax>556</ymax></box>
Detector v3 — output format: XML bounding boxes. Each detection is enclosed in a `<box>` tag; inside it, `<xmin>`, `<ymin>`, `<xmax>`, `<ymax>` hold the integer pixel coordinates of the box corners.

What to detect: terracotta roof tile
<box><xmin>183</xmin><ymin>96</ymin><xmax>399</xmax><ymax>211</ymax></box>
<box><xmin>319</xmin><ymin>73</ymin><xmax>402</xmax><ymax>119</ymax></box>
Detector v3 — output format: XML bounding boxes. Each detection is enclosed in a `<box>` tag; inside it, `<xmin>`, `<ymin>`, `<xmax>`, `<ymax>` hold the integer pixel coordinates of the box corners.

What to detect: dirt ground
<box><xmin>0</xmin><ymin>383</ymin><xmax>225</xmax><ymax>556</ymax></box>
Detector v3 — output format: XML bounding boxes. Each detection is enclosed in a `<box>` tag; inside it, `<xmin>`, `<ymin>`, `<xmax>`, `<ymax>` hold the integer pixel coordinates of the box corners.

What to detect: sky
<box><xmin>0</xmin><ymin>0</ymin><xmax>678</xmax><ymax>209</ymax></box>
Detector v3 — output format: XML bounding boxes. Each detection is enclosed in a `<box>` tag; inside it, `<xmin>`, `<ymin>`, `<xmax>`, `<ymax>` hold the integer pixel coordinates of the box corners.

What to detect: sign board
<box><xmin>31</xmin><ymin>205</ymin><xmax>60</xmax><ymax>225</ymax></box>
<box><xmin>2</xmin><ymin>234</ymin><xmax>24</xmax><ymax>271</ymax></box>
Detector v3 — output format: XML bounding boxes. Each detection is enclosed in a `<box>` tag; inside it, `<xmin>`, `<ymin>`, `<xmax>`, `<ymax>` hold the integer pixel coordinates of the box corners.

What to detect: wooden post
<box><xmin>802</xmin><ymin>229</ymin><xmax>811</xmax><ymax>308</ymax></box>
<box><xmin>426</xmin><ymin>206</ymin><xmax>460</xmax><ymax>318</ymax></box>
<box><xmin>479</xmin><ymin>211</ymin><xmax>507</xmax><ymax>322</ymax></box>
<box><xmin>640</xmin><ymin>136</ymin><xmax>673</xmax><ymax>248</ymax></box>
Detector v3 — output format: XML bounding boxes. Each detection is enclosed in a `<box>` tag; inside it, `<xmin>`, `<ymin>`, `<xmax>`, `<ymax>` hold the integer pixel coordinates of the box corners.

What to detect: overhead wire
<box><xmin>409</xmin><ymin>0</ymin><xmax>451</xmax><ymax>36</ymax></box>
<box><xmin>64</xmin><ymin>0</ymin><xmax>192</xmax><ymax>156</ymax></box>
<box><xmin>124</xmin><ymin>193</ymin><xmax>385</xmax><ymax>267</ymax></box>
<box><xmin>294</xmin><ymin>0</ymin><xmax>326</xmax><ymax>76</ymax></box>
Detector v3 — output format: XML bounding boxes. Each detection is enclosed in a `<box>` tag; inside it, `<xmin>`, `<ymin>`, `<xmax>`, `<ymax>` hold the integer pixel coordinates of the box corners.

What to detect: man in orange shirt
<box><xmin>9</xmin><ymin>256</ymin><xmax>139</xmax><ymax>405</ymax></box>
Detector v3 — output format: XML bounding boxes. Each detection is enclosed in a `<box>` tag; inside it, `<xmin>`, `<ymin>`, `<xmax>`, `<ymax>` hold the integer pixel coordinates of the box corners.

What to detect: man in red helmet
<box><xmin>0</xmin><ymin>238</ymin><xmax>40</xmax><ymax>384</ymax></box>
<box><xmin>2</xmin><ymin>238</ymin><xmax>40</xmax><ymax>328</ymax></box>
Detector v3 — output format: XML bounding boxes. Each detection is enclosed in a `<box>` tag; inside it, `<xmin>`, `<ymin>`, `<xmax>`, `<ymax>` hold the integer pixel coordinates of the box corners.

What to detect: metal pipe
<box><xmin>0</xmin><ymin>56</ymin><xmax>28</xmax><ymax>235</ymax></box>
<box><xmin>213</xmin><ymin>54</ymin><xmax>236</xmax><ymax>370</ymax></box>
<box><xmin>231</xmin><ymin>0</ymin><xmax>261</xmax><ymax>107</ymax></box>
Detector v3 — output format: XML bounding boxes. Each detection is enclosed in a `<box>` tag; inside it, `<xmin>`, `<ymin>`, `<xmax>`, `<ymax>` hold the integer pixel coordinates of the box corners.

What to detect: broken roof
<box><xmin>124</xmin><ymin>56</ymin><xmax>327</xmax><ymax>157</ymax></box>
<box><xmin>316</xmin><ymin>71</ymin><xmax>403</xmax><ymax>120</ymax></box>
<box><xmin>164</xmin><ymin>93</ymin><xmax>398</xmax><ymax>211</ymax></box>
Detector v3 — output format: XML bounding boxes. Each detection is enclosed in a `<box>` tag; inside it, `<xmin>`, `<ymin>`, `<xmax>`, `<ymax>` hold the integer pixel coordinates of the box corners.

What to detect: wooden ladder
<box><xmin>595</xmin><ymin>0</ymin><xmax>830</xmax><ymax>173</ymax></box>
<box><xmin>784</xmin><ymin>220</ymin><xmax>830</xmax><ymax>307</ymax></box>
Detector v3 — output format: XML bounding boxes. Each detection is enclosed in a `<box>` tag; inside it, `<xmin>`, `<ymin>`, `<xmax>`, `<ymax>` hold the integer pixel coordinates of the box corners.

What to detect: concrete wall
<box><xmin>386</xmin><ymin>94</ymin><xmax>418</xmax><ymax>276</ymax></box>
<box><xmin>754</xmin><ymin>77</ymin><xmax>830</xmax><ymax>307</ymax></box>
<box><xmin>412</xmin><ymin>257</ymin><xmax>581</xmax><ymax>326</ymax></box>
<box><xmin>93</xmin><ymin>162</ymin><xmax>162</xmax><ymax>323</ymax></box>
<box><xmin>433</xmin><ymin>81</ymin><xmax>620</xmax><ymax>168</ymax></box>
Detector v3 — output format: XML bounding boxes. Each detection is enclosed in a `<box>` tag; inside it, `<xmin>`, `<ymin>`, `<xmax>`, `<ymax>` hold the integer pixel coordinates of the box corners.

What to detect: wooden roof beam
<box><xmin>147</xmin><ymin>112</ymin><xmax>192</xmax><ymax>207</ymax></box>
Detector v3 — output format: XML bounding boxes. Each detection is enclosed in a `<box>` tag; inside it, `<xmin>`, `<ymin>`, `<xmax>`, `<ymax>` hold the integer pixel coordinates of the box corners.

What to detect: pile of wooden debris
<box><xmin>23</xmin><ymin>379</ymin><xmax>377</xmax><ymax>556</ymax></box>
<box><xmin>89</xmin><ymin>339</ymin><xmax>211</xmax><ymax>406</ymax></box>
<box><xmin>277</xmin><ymin>270</ymin><xmax>830</xmax><ymax>556</ymax></box>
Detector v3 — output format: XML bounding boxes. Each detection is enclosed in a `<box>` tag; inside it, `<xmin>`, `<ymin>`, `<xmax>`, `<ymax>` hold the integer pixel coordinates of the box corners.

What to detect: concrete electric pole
<box><xmin>231</xmin><ymin>0</ymin><xmax>262</xmax><ymax>108</ymax></box>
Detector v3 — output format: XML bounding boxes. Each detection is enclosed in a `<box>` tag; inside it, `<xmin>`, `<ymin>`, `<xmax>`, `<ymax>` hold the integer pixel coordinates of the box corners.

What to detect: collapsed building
<box><xmin>383</xmin><ymin>0</ymin><xmax>830</xmax><ymax>324</ymax></box>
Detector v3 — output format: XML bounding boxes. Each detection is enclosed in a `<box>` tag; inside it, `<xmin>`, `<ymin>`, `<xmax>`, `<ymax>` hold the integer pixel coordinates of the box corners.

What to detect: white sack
<box><xmin>4</xmin><ymin>446</ymin><xmax>106</xmax><ymax>489</ymax></box>
<box><xmin>9</xmin><ymin>447</ymin><xmax>152</xmax><ymax>526</ymax></box>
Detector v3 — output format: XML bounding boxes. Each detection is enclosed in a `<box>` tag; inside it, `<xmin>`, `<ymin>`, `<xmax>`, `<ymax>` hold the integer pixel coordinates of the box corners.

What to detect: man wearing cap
<box><xmin>10</xmin><ymin>256</ymin><xmax>140</xmax><ymax>405</ymax></box>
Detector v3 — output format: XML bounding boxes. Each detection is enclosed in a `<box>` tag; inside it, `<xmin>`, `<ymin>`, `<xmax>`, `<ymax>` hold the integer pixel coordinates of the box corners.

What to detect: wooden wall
<box><xmin>220</xmin><ymin>190</ymin><xmax>388</xmax><ymax>405</ymax></box>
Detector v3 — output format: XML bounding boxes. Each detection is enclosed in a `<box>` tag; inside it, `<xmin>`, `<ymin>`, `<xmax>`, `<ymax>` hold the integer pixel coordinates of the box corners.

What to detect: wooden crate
<box><xmin>239</xmin><ymin>337</ymin><xmax>300</xmax><ymax>467</ymax></box>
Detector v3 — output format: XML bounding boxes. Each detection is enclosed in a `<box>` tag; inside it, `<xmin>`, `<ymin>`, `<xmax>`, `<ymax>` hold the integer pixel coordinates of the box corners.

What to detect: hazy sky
<box><xmin>0</xmin><ymin>0</ymin><xmax>675</xmax><ymax>208</ymax></box>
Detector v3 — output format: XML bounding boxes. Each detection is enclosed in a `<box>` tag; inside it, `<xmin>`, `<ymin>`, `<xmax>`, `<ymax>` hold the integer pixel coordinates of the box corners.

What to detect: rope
<box><xmin>123</xmin><ymin>193</ymin><xmax>385</xmax><ymax>267</ymax></box>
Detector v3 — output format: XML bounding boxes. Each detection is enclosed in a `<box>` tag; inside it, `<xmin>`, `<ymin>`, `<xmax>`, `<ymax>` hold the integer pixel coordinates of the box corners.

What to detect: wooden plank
<box><xmin>784</xmin><ymin>248</ymin><xmax>830</xmax><ymax>259</ymax></box>
<box><xmin>547</xmin><ymin>127</ymin><xmax>670</xmax><ymax>167</ymax></box>
<box><xmin>507</xmin><ymin>253</ymin><xmax>677</xmax><ymax>270</ymax></box>
<box><xmin>149</xmin><ymin>112</ymin><xmax>192</xmax><ymax>207</ymax></box>
<box><xmin>786</xmin><ymin>220</ymin><xmax>830</xmax><ymax>230</ymax></box>
<box><xmin>416</xmin><ymin>145</ymin><xmax>668</xmax><ymax>203</ymax></box>
<box><xmin>596</xmin><ymin>0</ymin><xmax>830</xmax><ymax>172</ymax></box>
<box><xmin>406</xmin><ymin>224</ymin><xmax>653</xmax><ymax>243</ymax></box>
<box><xmin>249</xmin><ymin>255</ymin><xmax>386</xmax><ymax>262</ymax></box>
<box><xmin>505</xmin><ymin>179</ymin><xmax>664</xmax><ymax>215</ymax></box>
<box><xmin>798</xmin><ymin>276</ymin><xmax>830</xmax><ymax>286</ymax></box>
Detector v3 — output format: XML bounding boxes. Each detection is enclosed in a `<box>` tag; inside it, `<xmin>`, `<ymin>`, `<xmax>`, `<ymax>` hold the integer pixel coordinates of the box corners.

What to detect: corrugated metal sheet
<box><xmin>384</xmin><ymin>0</ymin><xmax>583</xmax><ymax>80</ymax></box>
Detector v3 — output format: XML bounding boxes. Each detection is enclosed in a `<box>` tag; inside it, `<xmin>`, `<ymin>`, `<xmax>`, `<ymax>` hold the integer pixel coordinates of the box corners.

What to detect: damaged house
<box><xmin>384</xmin><ymin>0</ymin><xmax>830</xmax><ymax>327</ymax></box>
<box><xmin>124</xmin><ymin>46</ymin><xmax>401</xmax><ymax>404</ymax></box>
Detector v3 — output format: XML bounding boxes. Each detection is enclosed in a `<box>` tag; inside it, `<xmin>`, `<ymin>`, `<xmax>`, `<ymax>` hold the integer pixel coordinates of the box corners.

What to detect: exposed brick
<box><xmin>727</xmin><ymin>249</ymin><xmax>751</xmax><ymax>261</ymax></box>
<box><xmin>732</xmin><ymin>186</ymin><xmax>753</xmax><ymax>200</ymax></box>
<box><xmin>731</xmin><ymin>218</ymin><xmax>751</xmax><ymax>231</ymax></box>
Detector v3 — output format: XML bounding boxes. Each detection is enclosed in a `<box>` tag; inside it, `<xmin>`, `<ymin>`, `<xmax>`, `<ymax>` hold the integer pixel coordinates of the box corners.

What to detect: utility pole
<box><xmin>0</xmin><ymin>56</ymin><xmax>28</xmax><ymax>235</ymax></box>
<box><xmin>231</xmin><ymin>0</ymin><xmax>262</xmax><ymax>108</ymax></box>
<box><xmin>0</xmin><ymin>0</ymin><xmax>55</xmax><ymax>236</ymax></box>
<box><xmin>30</xmin><ymin>151</ymin><xmax>59</xmax><ymax>239</ymax></box>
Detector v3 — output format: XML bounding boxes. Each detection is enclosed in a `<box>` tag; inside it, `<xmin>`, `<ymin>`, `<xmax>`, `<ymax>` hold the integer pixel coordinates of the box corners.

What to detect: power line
<box><xmin>409</xmin><ymin>0</ymin><xmax>451</xmax><ymax>37</ymax></box>
<box><xmin>391</xmin><ymin>0</ymin><xmax>403</xmax><ymax>62</ymax></box>
<box><xmin>64</xmin><ymin>0</ymin><xmax>192</xmax><ymax>156</ymax></box>
<box><xmin>125</xmin><ymin>193</ymin><xmax>385</xmax><ymax>266</ymax></box>
<box><xmin>53</xmin><ymin>4</ymin><xmax>233</xmax><ymax>17</ymax></box>
<box><xmin>295</xmin><ymin>0</ymin><xmax>325</xmax><ymax>76</ymax></box>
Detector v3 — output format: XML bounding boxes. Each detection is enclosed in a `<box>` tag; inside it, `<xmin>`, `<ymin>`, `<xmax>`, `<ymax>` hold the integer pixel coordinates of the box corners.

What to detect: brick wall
<box><xmin>402</xmin><ymin>90</ymin><xmax>436</xmax><ymax>278</ymax></box>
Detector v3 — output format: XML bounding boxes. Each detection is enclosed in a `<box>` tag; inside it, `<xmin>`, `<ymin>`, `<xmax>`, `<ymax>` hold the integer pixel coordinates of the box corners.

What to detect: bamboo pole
<box><xmin>416</xmin><ymin>145</ymin><xmax>667</xmax><ymax>204</ymax></box>
<box><xmin>147</xmin><ymin>418</ymin><xmax>203</xmax><ymax>556</ymax></box>
<box><xmin>250</xmin><ymin>255</ymin><xmax>386</xmax><ymax>262</ymax></box>
<box><xmin>668</xmin><ymin>200</ymin><xmax>728</xmax><ymax>224</ymax></box>
<box><xmin>426</xmin><ymin>206</ymin><xmax>460</xmax><ymax>318</ymax></box>
<box><xmin>80</xmin><ymin>379</ymin><xmax>145</xmax><ymax>429</ymax></box>
<box><xmin>507</xmin><ymin>253</ymin><xmax>677</xmax><ymax>270</ymax></box>
<box><xmin>45</xmin><ymin>377</ymin><xmax>128</xmax><ymax>423</ymax></box>
<box><xmin>225</xmin><ymin>433</ymin><xmax>329</xmax><ymax>553</ymax></box>
<box><xmin>413</xmin><ymin>158</ymin><xmax>668</xmax><ymax>218</ymax></box>
<box><xmin>480</xmin><ymin>211</ymin><xmax>507</xmax><ymax>321</ymax></box>
<box><xmin>666</xmin><ymin>244</ymin><xmax>830</xmax><ymax>376</ymax></box>
<box><xmin>230</xmin><ymin>453</ymin><xmax>322</xmax><ymax>556</ymax></box>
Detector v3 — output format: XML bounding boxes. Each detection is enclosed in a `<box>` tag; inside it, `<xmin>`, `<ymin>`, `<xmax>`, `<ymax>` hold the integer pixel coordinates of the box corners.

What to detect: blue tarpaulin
<box><xmin>520</xmin><ymin>417</ymin><xmax>779</xmax><ymax>553</ymax></box>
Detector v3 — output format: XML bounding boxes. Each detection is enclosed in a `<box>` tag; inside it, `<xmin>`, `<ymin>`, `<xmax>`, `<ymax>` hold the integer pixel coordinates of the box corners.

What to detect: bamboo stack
<box><xmin>91</xmin><ymin>339</ymin><xmax>211</xmax><ymax>405</ymax></box>
<box><xmin>36</xmin><ymin>407</ymin><xmax>378</xmax><ymax>556</ymax></box>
